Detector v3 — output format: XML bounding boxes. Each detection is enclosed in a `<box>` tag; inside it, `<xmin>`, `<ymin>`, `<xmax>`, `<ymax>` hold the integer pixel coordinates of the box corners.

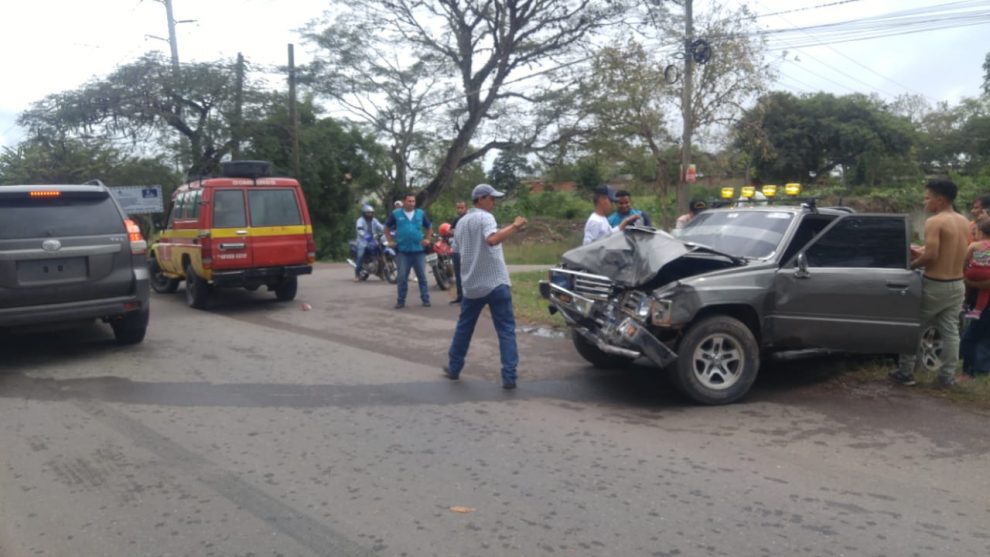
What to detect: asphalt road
<box><xmin>1</xmin><ymin>264</ymin><xmax>988</xmax><ymax>557</ymax></box>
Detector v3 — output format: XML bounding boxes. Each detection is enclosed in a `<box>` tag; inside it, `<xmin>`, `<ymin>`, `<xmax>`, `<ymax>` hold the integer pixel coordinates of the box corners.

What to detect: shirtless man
<box><xmin>890</xmin><ymin>179</ymin><xmax>970</xmax><ymax>387</ymax></box>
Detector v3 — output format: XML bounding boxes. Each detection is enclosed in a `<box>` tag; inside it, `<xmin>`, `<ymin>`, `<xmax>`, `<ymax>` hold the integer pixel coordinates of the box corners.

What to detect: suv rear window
<box><xmin>0</xmin><ymin>192</ymin><xmax>125</xmax><ymax>239</ymax></box>
<box><xmin>249</xmin><ymin>189</ymin><xmax>302</xmax><ymax>227</ymax></box>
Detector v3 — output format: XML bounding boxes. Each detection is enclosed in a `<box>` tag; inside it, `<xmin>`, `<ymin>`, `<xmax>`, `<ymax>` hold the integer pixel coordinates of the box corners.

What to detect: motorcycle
<box><xmin>347</xmin><ymin>234</ymin><xmax>398</xmax><ymax>283</ymax></box>
<box><xmin>425</xmin><ymin>224</ymin><xmax>455</xmax><ymax>290</ymax></box>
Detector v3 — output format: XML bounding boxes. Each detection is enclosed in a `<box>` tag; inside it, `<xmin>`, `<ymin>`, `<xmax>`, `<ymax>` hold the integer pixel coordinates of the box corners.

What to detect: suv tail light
<box><xmin>306</xmin><ymin>235</ymin><xmax>316</xmax><ymax>264</ymax></box>
<box><xmin>199</xmin><ymin>230</ymin><xmax>213</xmax><ymax>270</ymax></box>
<box><xmin>124</xmin><ymin>219</ymin><xmax>147</xmax><ymax>255</ymax></box>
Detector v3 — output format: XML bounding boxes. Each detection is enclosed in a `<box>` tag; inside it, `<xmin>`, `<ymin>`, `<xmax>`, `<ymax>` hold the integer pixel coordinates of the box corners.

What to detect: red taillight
<box><xmin>200</xmin><ymin>232</ymin><xmax>213</xmax><ymax>270</ymax></box>
<box><xmin>124</xmin><ymin>218</ymin><xmax>147</xmax><ymax>255</ymax></box>
<box><xmin>306</xmin><ymin>236</ymin><xmax>316</xmax><ymax>264</ymax></box>
<box><xmin>30</xmin><ymin>190</ymin><xmax>61</xmax><ymax>198</ymax></box>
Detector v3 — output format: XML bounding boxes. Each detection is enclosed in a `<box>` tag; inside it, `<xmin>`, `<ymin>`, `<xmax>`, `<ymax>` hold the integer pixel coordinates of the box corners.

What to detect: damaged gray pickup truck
<box><xmin>539</xmin><ymin>205</ymin><xmax>924</xmax><ymax>404</ymax></box>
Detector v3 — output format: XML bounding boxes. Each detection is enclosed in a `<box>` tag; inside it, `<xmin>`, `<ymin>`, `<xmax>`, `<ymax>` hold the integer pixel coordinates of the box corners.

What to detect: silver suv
<box><xmin>541</xmin><ymin>205</ymin><xmax>921</xmax><ymax>405</ymax></box>
<box><xmin>0</xmin><ymin>185</ymin><xmax>151</xmax><ymax>344</ymax></box>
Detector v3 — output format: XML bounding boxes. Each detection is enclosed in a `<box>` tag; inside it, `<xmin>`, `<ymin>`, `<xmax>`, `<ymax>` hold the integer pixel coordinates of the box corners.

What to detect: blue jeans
<box><xmin>960</xmin><ymin>307</ymin><xmax>990</xmax><ymax>374</ymax></box>
<box><xmin>354</xmin><ymin>244</ymin><xmax>368</xmax><ymax>277</ymax></box>
<box><xmin>446</xmin><ymin>284</ymin><xmax>518</xmax><ymax>384</ymax></box>
<box><xmin>396</xmin><ymin>251</ymin><xmax>429</xmax><ymax>304</ymax></box>
<box><xmin>451</xmin><ymin>252</ymin><xmax>463</xmax><ymax>301</ymax></box>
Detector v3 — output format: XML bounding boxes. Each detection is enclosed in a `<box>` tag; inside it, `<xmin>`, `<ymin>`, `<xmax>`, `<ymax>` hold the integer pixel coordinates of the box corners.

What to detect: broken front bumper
<box><xmin>540</xmin><ymin>280</ymin><xmax>677</xmax><ymax>369</ymax></box>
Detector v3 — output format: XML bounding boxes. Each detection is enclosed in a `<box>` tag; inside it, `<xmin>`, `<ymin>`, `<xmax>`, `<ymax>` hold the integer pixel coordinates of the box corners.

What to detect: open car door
<box><xmin>768</xmin><ymin>214</ymin><xmax>922</xmax><ymax>354</ymax></box>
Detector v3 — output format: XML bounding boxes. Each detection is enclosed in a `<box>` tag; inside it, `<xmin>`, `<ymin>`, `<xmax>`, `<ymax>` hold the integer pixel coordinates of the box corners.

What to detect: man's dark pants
<box><xmin>396</xmin><ymin>251</ymin><xmax>430</xmax><ymax>305</ymax></box>
<box><xmin>451</xmin><ymin>252</ymin><xmax>463</xmax><ymax>301</ymax></box>
<box><xmin>446</xmin><ymin>284</ymin><xmax>518</xmax><ymax>385</ymax></box>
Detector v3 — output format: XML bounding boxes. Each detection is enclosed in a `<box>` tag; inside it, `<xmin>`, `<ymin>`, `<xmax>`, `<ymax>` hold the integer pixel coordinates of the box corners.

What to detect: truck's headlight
<box><xmin>650</xmin><ymin>299</ymin><xmax>673</xmax><ymax>326</ymax></box>
<box><xmin>549</xmin><ymin>270</ymin><xmax>573</xmax><ymax>290</ymax></box>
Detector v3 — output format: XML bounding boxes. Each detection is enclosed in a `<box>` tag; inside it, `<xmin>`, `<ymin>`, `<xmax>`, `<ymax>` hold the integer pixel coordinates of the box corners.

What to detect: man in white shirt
<box><xmin>583</xmin><ymin>185</ymin><xmax>641</xmax><ymax>245</ymax></box>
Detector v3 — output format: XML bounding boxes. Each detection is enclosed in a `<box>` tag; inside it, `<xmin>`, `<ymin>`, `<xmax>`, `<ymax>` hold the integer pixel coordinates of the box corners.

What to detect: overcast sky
<box><xmin>0</xmin><ymin>0</ymin><xmax>987</xmax><ymax>149</ymax></box>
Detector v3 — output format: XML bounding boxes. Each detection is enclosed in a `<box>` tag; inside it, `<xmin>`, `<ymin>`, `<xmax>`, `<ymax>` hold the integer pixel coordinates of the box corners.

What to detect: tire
<box><xmin>673</xmin><ymin>316</ymin><xmax>760</xmax><ymax>405</ymax></box>
<box><xmin>919</xmin><ymin>325</ymin><xmax>943</xmax><ymax>373</ymax></box>
<box><xmin>111</xmin><ymin>308</ymin><xmax>149</xmax><ymax>345</ymax></box>
<box><xmin>383</xmin><ymin>255</ymin><xmax>398</xmax><ymax>284</ymax></box>
<box><xmin>572</xmin><ymin>330</ymin><xmax>635</xmax><ymax>369</ymax></box>
<box><xmin>184</xmin><ymin>262</ymin><xmax>211</xmax><ymax>309</ymax></box>
<box><xmin>148</xmin><ymin>257</ymin><xmax>179</xmax><ymax>294</ymax></box>
<box><xmin>432</xmin><ymin>260</ymin><xmax>451</xmax><ymax>290</ymax></box>
<box><xmin>274</xmin><ymin>276</ymin><xmax>298</xmax><ymax>301</ymax></box>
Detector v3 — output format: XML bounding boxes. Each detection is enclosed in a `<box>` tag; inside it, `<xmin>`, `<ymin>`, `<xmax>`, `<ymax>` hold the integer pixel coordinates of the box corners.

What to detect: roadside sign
<box><xmin>110</xmin><ymin>185</ymin><xmax>164</xmax><ymax>214</ymax></box>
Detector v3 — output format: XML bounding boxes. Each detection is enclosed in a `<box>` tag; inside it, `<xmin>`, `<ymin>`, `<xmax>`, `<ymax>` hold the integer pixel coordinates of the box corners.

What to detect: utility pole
<box><xmin>288</xmin><ymin>44</ymin><xmax>301</xmax><ymax>178</ymax></box>
<box><xmin>678</xmin><ymin>0</ymin><xmax>694</xmax><ymax>216</ymax></box>
<box><xmin>232</xmin><ymin>53</ymin><xmax>245</xmax><ymax>159</ymax></box>
<box><xmin>162</xmin><ymin>0</ymin><xmax>180</xmax><ymax>72</ymax></box>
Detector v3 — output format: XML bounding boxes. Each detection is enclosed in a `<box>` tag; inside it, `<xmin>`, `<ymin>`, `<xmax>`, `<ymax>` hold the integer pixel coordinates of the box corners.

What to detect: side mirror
<box><xmin>795</xmin><ymin>252</ymin><xmax>810</xmax><ymax>278</ymax></box>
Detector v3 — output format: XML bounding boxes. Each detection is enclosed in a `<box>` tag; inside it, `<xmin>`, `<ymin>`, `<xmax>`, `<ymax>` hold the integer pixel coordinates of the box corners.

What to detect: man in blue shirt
<box><xmin>608</xmin><ymin>190</ymin><xmax>652</xmax><ymax>228</ymax></box>
<box><xmin>384</xmin><ymin>193</ymin><xmax>433</xmax><ymax>308</ymax></box>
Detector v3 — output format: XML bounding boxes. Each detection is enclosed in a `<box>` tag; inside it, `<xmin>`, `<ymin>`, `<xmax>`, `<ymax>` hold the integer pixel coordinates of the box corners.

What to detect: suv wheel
<box><xmin>111</xmin><ymin>308</ymin><xmax>149</xmax><ymax>345</ymax></box>
<box><xmin>919</xmin><ymin>325</ymin><xmax>943</xmax><ymax>372</ymax></box>
<box><xmin>184</xmin><ymin>262</ymin><xmax>211</xmax><ymax>309</ymax></box>
<box><xmin>673</xmin><ymin>316</ymin><xmax>759</xmax><ymax>405</ymax></box>
<box><xmin>274</xmin><ymin>276</ymin><xmax>298</xmax><ymax>301</ymax></box>
<box><xmin>572</xmin><ymin>330</ymin><xmax>635</xmax><ymax>369</ymax></box>
<box><xmin>148</xmin><ymin>258</ymin><xmax>179</xmax><ymax>294</ymax></box>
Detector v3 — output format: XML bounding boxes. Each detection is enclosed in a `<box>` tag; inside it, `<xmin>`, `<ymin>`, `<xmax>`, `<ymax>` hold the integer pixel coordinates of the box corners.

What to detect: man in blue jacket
<box><xmin>385</xmin><ymin>193</ymin><xmax>433</xmax><ymax>308</ymax></box>
<box><xmin>353</xmin><ymin>204</ymin><xmax>384</xmax><ymax>282</ymax></box>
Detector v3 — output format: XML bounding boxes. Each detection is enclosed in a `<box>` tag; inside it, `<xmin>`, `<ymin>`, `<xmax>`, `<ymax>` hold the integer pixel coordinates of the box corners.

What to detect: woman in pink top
<box><xmin>964</xmin><ymin>218</ymin><xmax>990</xmax><ymax>314</ymax></box>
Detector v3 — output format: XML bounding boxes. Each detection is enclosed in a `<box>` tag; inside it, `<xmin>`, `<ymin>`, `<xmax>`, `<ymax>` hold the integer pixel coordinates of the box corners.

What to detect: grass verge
<box><xmin>511</xmin><ymin>270</ymin><xmax>566</xmax><ymax>328</ymax></box>
<box><xmin>503</xmin><ymin>240</ymin><xmax>573</xmax><ymax>265</ymax></box>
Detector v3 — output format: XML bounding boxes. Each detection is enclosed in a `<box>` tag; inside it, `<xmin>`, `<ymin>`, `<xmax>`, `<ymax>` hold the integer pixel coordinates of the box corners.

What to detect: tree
<box><xmin>640</xmin><ymin>0</ymin><xmax>772</xmax><ymax>212</ymax></box>
<box><xmin>240</xmin><ymin>94</ymin><xmax>389</xmax><ymax>259</ymax></box>
<box><xmin>0</xmin><ymin>136</ymin><xmax>178</xmax><ymax>188</ymax></box>
<box><xmin>983</xmin><ymin>51</ymin><xmax>990</xmax><ymax>96</ymax></box>
<box><xmin>305</xmin><ymin>0</ymin><xmax>619</xmax><ymax>207</ymax></box>
<box><xmin>302</xmin><ymin>21</ymin><xmax>444</xmax><ymax>201</ymax></box>
<box><xmin>18</xmin><ymin>52</ymin><xmax>251</xmax><ymax>176</ymax></box>
<box><xmin>734</xmin><ymin>92</ymin><xmax>918</xmax><ymax>186</ymax></box>
<box><xmin>488</xmin><ymin>150</ymin><xmax>530</xmax><ymax>196</ymax></box>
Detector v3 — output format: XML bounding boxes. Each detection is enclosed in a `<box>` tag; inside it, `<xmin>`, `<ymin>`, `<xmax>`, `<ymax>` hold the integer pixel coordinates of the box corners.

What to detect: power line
<box><xmin>755</xmin><ymin>0</ymin><xmax>863</xmax><ymax>19</ymax></box>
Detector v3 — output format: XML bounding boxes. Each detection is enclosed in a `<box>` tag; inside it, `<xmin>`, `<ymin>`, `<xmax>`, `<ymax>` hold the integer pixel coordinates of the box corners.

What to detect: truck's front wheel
<box><xmin>673</xmin><ymin>316</ymin><xmax>759</xmax><ymax>405</ymax></box>
<box><xmin>572</xmin><ymin>330</ymin><xmax>635</xmax><ymax>369</ymax></box>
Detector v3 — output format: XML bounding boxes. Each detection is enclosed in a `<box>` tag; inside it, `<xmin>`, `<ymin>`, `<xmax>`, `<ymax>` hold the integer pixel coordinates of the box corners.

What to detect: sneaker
<box><xmin>422</xmin><ymin>301</ymin><xmax>431</xmax><ymax>307</ymax></box>
<box><xmin>353</xmin><ymin>276</ymin><xmax>361</xmax><ymax>282</ymax></box>
<box><xmin>441</xmin><ymin>366</ymin><xmax>459</xmax><ymax>380</ymax></box>
<box><xmin>934</xmin><ymin>375</ymin><xmax>958</xmax><ymax>389</ymax></box>
<box><xmin>394</xmin><ymin>302</ymin><xmax>405</xmax><ymax>309</ymax></box>
<box><xmin>502</xmin><ymin>382</ymin><xmax>517</xmax><ymax>390</ymax></box>
<box><xmin>449</xmin><ymin>298</ymin><xmax>462</xmax><ymax>305</ymax></box>
<box><xmin>888</xmin><ymin>370</ymin><xmax>916</xmax><ymax>386</ymax></box>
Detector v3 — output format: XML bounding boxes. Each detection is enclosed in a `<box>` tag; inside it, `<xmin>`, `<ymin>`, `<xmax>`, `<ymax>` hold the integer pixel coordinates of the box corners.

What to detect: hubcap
<box><xmin>919</xmin><ymin>326</ymin><xmax>943</xmax><ymax>372</ymax></box>
<box><xmin>692</xmin><ymin>333</ymin><xmax>744</xmax><ymax>390</ymax></box>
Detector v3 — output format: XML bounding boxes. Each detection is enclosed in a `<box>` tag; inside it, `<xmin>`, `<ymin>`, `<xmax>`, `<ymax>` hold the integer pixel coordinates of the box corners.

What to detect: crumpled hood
<box><xmin>561</xmin><ymin>227</ymin><xmax>692</xmax><ymax>287</ymax></box>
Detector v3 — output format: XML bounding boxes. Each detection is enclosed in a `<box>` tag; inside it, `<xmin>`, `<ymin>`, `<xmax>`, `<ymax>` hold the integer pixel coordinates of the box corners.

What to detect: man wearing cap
<box><xmin>583</xmin><ymin>185</ymin><xmax>641</xmax><ymax>245</ymax></box>
<box><xmin>608</xmin><ymin>190</ymin><xmax>652</xmax><ymax>228</ymax></box>
<box><xmin>384</xmin><ymin>193</ymin><xmax>433</xmax><ymax>308</ymax></box>
<box><xmin>675</xmin><ymin>198</ymin><xmax>707</xmax><ymax>230</ymax></box>
<box><xmin>442</xmin><ymin>184</ymin><xmax>527</xmax><ymax>389</ymax></box>
<box><xmin>353</xmin><ymin>204</ymin><xmax>384</xmax><ymax>282</ymax></box>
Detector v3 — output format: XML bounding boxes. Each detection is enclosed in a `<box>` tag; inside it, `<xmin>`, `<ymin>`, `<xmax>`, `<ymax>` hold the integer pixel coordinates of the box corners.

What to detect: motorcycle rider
<box><xmin>354</xmin><ymin>204</ymin><xmax>384</xmax><ymax>282</ymax></box>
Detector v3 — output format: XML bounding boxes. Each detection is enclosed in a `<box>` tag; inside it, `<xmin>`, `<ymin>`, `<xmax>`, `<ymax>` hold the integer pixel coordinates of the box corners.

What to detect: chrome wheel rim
<box><xmin>692</xmin><ymin>333</ymin><xmax>744</xmax><ymax>390</ymax></box>
<box><xmin>919</xmin><ymin>326</ymin><xmax>943</xmax><ymax>372</ymax></box>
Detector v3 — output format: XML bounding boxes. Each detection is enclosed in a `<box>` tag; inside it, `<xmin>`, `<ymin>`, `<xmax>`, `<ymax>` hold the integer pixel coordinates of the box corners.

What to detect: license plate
<box><xmin>17</xmin><ymin>257</ymin><xmax>88</xmax><ymax>284</ymax></box>
<box><xmin>425</xmin><ymin>253</ymin><xmax>438</xmax><ymax>263</ymax></box>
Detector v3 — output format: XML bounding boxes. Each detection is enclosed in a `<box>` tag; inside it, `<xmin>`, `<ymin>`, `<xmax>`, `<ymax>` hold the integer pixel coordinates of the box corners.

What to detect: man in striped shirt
<box><xmin>442</xmin><ymin>184</ymin><xmax>527</xmax><ymax>389</ymax></box>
